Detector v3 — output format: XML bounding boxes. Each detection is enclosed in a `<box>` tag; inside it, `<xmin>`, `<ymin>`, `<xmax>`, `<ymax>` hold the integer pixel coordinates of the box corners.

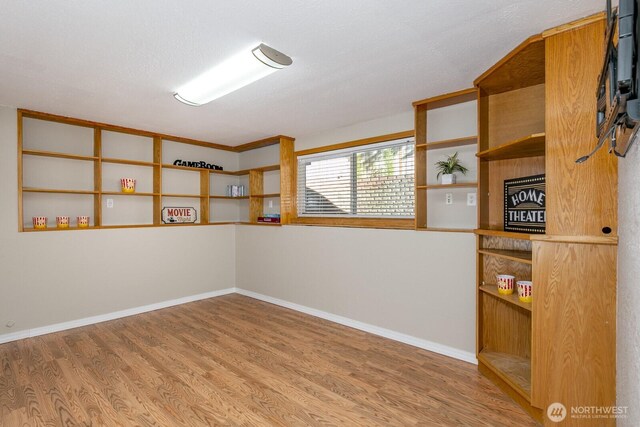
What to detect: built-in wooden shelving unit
<box><xmin>474</xmin><ymin>14</ymin><xmax>617</xmax><ymax>425</ymax></box>
<box><xmin>18</xmin><ymin>109</ymin><xmax>295</xmax><ymax>231</ymax></box>
<box><xmin>413</xmin><ymin>88</ymin><xmax>478</xmax><ymax>231</ymax></box>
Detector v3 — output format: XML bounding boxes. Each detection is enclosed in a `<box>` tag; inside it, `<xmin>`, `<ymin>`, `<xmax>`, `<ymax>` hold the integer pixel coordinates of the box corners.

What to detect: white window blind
<box><xmin>297</xmin><ymin>137</ymin><xmax>415</xmax><ymax>217</ymax></box>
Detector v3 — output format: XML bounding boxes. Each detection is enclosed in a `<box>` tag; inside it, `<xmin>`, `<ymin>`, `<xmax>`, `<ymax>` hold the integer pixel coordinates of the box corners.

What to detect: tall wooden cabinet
<box><xmin>475</xmin><ymin>15</ymin><xmax>617</xmax><ymax>425</ymax></box>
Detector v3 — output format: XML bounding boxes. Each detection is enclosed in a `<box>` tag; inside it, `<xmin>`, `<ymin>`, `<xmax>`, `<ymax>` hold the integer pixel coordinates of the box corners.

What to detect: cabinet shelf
<box><xmin>480</xmin><ymin>284</ymin><xmax>532</xmax><ymax>312</ymax></box>
<box><xmin>474</xmin><ymin>228</ymin><xmax>535</xmax><ymax>240</ymax></box>
<box><xmin>162</xmin><ymin>193</ymin><xmax>206</xmax><ymax>198</ymax></box>
<box><xmin>251</xmin><ymin>193</ymin><xmax>280</xmax><ymax>198</ymax></box>
<box><xmin>102</xmin><ymin>158</ymin><xmax>158</xmax><ymax>167</ymax></box>
<box><xmin>210</xmin><ymin>195</ymin><xmax>249</xmax><ymax>200</ymax></box>
<box><xmin>22</xmin><ymin>149</ymin><xmax>98</xmax><ymax>162</ymax></box>
<box><xmin>424</xmin><ymin>183</ymin><xmax>477</xmax><ymax>190</ymax></box>
<box><xmin>416</xmin><ymin>136</ymin><xmax>477</xmax><ymax>151</ymax></box>
<box><xmin>24</xmin><ymin>226</ymin><xmax>98</xmax><ymax>232</ymax></box>
<box><xmin>161</xmin><ymin>164</ymin><xmax>205</xmax><ymax>172</ymax></box>
<box><xmin>478</xmin><ymin>248</ymin><xmax>532</xmax><ymax>264</ymax></box>
<box><xmin>238</xmin><ymin>221</ymin><xmax>282</xmax><ymax>227</ymax></box>
<box><xmin>416</xmin><ymin>226</ymin><xmax>475</xmax><ymax>233</ymax></box>
<box><xmin>476</xmin><ymin>133</ymin><xmax>545</xmax><ymax>161</ymax></box>
<box><xmin>102</xmin><ymin>191</ymin><xmax>158</xmax><ymax>197</ymax></box>
<box><xmin>23</xmin><ymin>188</ymin><xmax>98</xmax><ymax>195</ymax></box>
<box><xmin>477</xmin><ymin>350</ymin><xmax>532</xmax><ymax>400</ymax></box>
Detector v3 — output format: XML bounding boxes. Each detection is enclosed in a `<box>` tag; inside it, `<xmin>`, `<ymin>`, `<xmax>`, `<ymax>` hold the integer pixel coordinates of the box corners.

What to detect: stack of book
<box><xmin>257</xmin><ymin>214</ymin><xmax>281</xmax><ymax>223</ymax></box>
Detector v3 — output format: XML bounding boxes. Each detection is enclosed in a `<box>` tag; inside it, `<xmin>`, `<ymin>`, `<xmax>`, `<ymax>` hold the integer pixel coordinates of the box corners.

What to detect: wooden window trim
<box><xmin>293</xmin><ymin>130</ymin><xmax>415</xmax><ymax>229</ymax></box>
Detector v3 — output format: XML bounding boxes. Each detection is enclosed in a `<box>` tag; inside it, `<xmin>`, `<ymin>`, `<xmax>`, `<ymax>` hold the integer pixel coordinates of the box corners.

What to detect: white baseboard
<box><xmin>235</xmin><ymin>288</ymin><xmax>477</xmax><ymax>365</ymax></box>
<box><xmin>0</xmin><ymin>287</ymin><xmax>236</xmax><ymax>345</ymax></box>
<box><xmin>0</xmin><ymin>286</ymin><xmax>476</xmax><ymax>366</ymax></box>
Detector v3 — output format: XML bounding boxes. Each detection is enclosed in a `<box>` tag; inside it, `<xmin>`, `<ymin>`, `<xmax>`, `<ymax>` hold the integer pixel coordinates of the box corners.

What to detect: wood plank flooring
<box><xmin>0</xmin><ymin>294</ymin><xmax>539</xmax><ymax>426</ymax></box>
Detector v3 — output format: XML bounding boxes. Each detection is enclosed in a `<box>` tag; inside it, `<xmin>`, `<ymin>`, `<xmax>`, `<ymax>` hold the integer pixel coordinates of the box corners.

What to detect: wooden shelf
<box><xmin>235</xmin><ymin>164</ymin><xmax>280</xmax><ymax>175</ymax></box>
<box><xmin>425</xmin><ymin>183</ymin><xmax>477</xmax><ymax>190</ymax></box>
<box><xmin>102</xmin><ymin>191</ymin><xmax>158</xmax><ymax>196</ymax></box>
<box><xmin>238</xmin><ymin>221</ymin><xmax>282</xmax><ymax>227</ymax></box>
<box><xmin>480</xmin><ymin>284</ymin><xmax>532</xmax><ymax>312</ymax></box>
<box><xmin>162</xmin><ymin>193</ymin><xmax>207</xmax><ymax>198</ymax></box>
<box><xmin>474</xmin><ymin>228</ymin><xmax>535</xmax><ymax>240</ymax></box>
<box><xmin>23</xmin><ymin>188</ymin><xmax>98</xmax><ymax>195</ymax></box>
<box><xmin>476</xmin><ymin>133</ymin><xmax>545</xmax><ymax>161</ymax></box>
<box><xmin>22</xmin><ymin>149</ymin><xmax>98</xmax><ymax>162</ymax></box>
<box><xmin>416</xmin><ymin>136</ymin><xmax>477</xmax><ymax>151</ymax></box>
<box><xmin>251</xmin><ymin>193</ymin><xmax>280</xmax><ymax>198</ymax></box>
<box><xmin>477</xmin><ymin>350</ymin><xmax>532</xmax><ymax>400</ymax></box>
<box><xmin>478</xmin><ymin>248</ymin><xmax>532</xmax><ymax>264</ymax></box>
<box><xmin>413</xmin><ymin>88</ymin><xmax>477</xmax><ymax>109</ymax></box>
<box><xmin>474</xmin><ymin>34</ymin><xmax>545</xmax><ymax>95</ymax></box>
<box><xmin>416</xmin><ymin>226</ymin><xmax>475</xmax><ymax>233</ymax></box>
<box><xmin>161</xmin><ymin>163</ymin><xmax>205</xmax><ymax>172</ymax></box>
<box><xmin>210</xmin><ymin>195</ymin><xmax>249</xmax><ymax>200</ymax></box>
<box><xmin>102</xmin><ymin>158</ymin><xmax>158</xmax><ymax>167</ymax></box>
<box><xmin>23</xmin><ymin>226</ymin><xmax>97</xmax><ymax>232</ymax></box>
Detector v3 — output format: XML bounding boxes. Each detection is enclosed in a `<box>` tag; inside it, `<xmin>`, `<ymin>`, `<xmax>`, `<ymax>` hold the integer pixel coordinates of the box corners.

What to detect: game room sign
<box><xmin>162</xmin><ymin>207</ymin><xmax>197</xmax><ymax>224</ymax></box>
<box><xmin>504</xmin><ymin>174</ymin><xmax>545</xmax><ymax>234</ymax></box>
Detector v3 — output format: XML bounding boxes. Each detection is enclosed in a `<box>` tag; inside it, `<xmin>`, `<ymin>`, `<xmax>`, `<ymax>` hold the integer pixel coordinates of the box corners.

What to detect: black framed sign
<box><xmin>504</xmin><ymin>174</ymin><xmax>545</xmax><ymax>234</ymax></box>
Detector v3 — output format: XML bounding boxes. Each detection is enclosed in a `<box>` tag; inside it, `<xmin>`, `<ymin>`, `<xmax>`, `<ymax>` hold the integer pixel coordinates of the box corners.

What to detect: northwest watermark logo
<box><xmin>547</xmin><ymin>402</ymin><xmax>567</xmax><ymax>422</ymax></box>
<box><xmin>547</xmin><ymin>402</ymin><xmax>629</xmax><ymax>422</ymax></box>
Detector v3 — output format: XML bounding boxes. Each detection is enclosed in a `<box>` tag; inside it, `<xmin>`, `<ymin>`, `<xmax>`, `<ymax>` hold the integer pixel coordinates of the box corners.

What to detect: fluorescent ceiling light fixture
<box><xmin>174</xmin><ymin>43</ymin><xmax>292</xmax><ymax>106</ymax></box>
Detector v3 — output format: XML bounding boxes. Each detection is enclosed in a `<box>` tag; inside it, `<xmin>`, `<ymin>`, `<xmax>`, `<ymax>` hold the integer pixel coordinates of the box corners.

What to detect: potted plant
<box><xmin>435</xmin><ymin>152</ymin><xmax>469</xmax><ymax>185</ymax></box>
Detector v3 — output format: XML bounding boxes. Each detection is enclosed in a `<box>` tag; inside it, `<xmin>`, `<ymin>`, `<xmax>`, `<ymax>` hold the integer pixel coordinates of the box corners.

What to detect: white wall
<box><xmin>236</xmin><ymin>111</ymin><xmax>478</xmax><ymax>357</ymax></box>
<box><xmin>617</xmin><ymin>139</ymin><xmax>640</xmax><ymax>424</ymax></box>
<box><xmin>0</xmin><ymin>106</ymin><xmax>236</xmax><ymax>339</ymax></box>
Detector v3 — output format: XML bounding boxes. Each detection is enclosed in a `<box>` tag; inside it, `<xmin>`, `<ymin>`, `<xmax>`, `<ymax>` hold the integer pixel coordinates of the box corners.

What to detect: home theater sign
<box><xmin>504</xmin><ymin>174</ymin><xmax>545</xmax><ymax>234</ymax></box>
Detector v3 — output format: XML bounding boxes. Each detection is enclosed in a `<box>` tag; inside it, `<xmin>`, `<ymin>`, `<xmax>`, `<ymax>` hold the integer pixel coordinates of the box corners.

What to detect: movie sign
<box><xmin>504</xmin><ymin>174</ymin><xmax>545</xmax><ymax>234</ymax></box>
<box><xmin>162</xmin><ymin>207</ymin><xmax>197</xmax><ymax>224</ymax></box>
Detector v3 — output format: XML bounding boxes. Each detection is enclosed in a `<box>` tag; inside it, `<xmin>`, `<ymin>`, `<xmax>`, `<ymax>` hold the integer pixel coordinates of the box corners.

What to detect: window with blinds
<box><xmin>297</xmin><ymin>137</ymin><xmax>415</xmax><ymax>218</ymax></box>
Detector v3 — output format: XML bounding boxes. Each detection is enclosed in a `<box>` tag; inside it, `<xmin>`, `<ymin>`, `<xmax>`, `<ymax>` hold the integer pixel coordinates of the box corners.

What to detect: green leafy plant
<box><xmin>435</xmin><ymin>152</ymin><xmax>469</xmax><ymax>179</ymax></box>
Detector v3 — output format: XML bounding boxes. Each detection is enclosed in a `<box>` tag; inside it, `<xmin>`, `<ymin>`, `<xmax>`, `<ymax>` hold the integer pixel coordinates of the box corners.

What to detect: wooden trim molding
<box><xmin>295</xmin><ymin>130</ymin><xmax>414</xmax><ymax>157</ymax></box>
<box><xmin>541</xmin><ymin>12</ymin><xmax>605</xmax><ymax>38</ymax></box>
<box><xmin>292</xmin><ymin>217</ymin><xmax>414</xmax><ymax>230</ymax></box>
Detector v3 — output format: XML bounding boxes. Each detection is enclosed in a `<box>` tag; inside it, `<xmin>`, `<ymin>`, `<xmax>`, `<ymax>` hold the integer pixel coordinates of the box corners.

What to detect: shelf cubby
<box><xmin>477</xmin><ymin>350</ymin><xmax>532</xmax><ymax>400</ymax></box>
<box><xmin>478</xmin><ymin>248</ymin><xmax>532</xmax><ymax>264</ymax></box>
<box><xmin>476</xmin><ymin>133</ymin><xmax>545</xmax><ymax>161</ymax></box>
<box><xmin>479</xmin><ymin>285</ymin><xmax>532</xmax><ymax>312</ymax></box>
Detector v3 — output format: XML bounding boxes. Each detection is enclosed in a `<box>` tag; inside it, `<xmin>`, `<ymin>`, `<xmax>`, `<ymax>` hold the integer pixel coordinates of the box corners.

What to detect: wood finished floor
<box><xmin>0</xmin><ymin>294</ymin><xmax>538</xmax><ymax>426</ymax></box>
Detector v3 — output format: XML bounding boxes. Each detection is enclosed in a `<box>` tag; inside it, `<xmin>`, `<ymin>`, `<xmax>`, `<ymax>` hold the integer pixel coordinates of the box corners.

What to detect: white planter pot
<box><xmin>441</xmin><ymin>174</ymin><xmax>456</xmax><ymax>185</ymax></box>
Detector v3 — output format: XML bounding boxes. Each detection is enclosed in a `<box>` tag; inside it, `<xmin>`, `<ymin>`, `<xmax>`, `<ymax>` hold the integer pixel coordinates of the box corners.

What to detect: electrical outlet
<box><xmin>269</xmin><ymin>200</ymin><xmax>273</xmax><ymax>208</ymax></box>
<box><xmin>445</xmin><ymin>193</ymin><xmax>453</xmax><ymax>205</ymax></box>
<box><xmin>106</xmin><ymin>198</ymin><xmax>114</xmax><ymax>208</ymax></box>
<box><xmin>467</xmin><ymin>192</ymin><xmax>477</xmax><ymax>206</ymax></box>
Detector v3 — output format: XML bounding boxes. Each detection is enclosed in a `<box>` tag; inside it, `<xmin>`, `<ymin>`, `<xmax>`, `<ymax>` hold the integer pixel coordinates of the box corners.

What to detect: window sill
<box><xmin>291</xmin><ymin>217</ymin><xmax>415</xmax><ymax>230</ymax></box>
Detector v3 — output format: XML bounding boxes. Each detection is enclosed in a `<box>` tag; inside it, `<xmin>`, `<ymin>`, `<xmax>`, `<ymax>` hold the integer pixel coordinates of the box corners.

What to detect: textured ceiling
<box><xmin>0</xmin><ymin>1</ymin><xmax>605</xmax><ymax>145</ymax></box>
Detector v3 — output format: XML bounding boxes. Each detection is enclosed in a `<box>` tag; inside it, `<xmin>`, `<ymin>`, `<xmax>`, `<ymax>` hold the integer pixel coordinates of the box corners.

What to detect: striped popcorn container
<box><xmin>56</xmin><ymin>216</ymin><xmax>69</xmax><ymax>228</ymax></box>
<box><xmin>32</xmin><ymin>216</ymin><xmax>47</xmax><ymax>229</ymax></box>
<box><xmin>77</xmin><ymin>216</ymin><xmax>90</xmax><ymax>228</ymax></box>
<box><xmin>517</xmin><ymin>281</ymin><xmax>533</xmax><ymax>303</ymax></box>
<box><xmin>120</xmin><ymin>178</ymin><xmax>136</xmax><ymax>193</ymax></box>
<box><xmin>496</xmin><ymin>274</ymin><xmax>515</xmax><ymax>295</ymax></box>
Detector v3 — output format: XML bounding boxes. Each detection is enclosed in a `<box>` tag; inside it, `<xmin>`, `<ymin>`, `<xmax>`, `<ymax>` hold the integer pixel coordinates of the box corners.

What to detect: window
<box><xmin>297</xmin><ymin>136</ymin><xmax>415</xmax><ymax>218</ymax></box>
